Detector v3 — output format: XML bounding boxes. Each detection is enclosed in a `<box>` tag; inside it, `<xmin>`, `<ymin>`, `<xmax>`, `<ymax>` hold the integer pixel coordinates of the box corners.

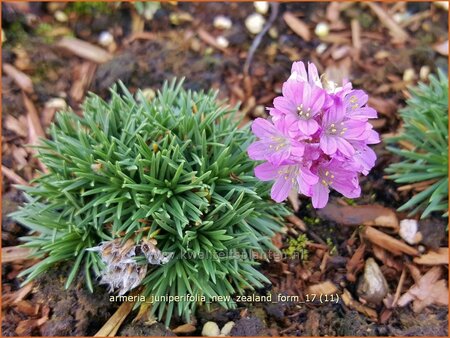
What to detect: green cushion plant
<box><xmin>386</xmin><ymin>70</ymin><xmax>448</xmax><ymax>218</ymax></box>
<box><xmin>11</xmin><ymin>80</ymin><xmax>288</xmax><ymax>326</ymax></box>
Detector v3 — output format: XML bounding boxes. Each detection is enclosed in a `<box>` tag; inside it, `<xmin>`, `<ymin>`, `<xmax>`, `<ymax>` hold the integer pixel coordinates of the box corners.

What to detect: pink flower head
<box><xmin>319</xmin><ymin>98</ymin><xmax>368</xmax><ymax>157</ymax></box>
<box><xmin>310</xmin><ymin>158</ymin><xmax>361</xmax><ymax>208</ymax></box>
<box><xmin>288</xmin><ymin>61</ymin><xmax>322</xmax><ymax>88</ymax></box>
<box><xmin>249</xmin><ymin>60</ymin><xmax>379</xmax><ymax>208</ymax></box>
<box><xmin>254</xmin><ymin>161</ymin><xmax>318</xmax><ymax>203</ymax></box>
<box><xmin>247</xmin><ymin>117</ymin><xmax>304</xmax><ymax>166</ymax></box>
<box><xmin>273</xmin><ymin>81</ymin><xmax>326</xmax><ymax>135</ymax></box>
<box><xmin>343</xmin><ymin>90</ymin><xmax>377</xmax><ymax>120</ymax></box>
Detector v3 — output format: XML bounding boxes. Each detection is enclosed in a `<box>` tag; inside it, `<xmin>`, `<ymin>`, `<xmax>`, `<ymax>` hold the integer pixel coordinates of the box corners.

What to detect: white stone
<box><xmin>140</xmin><ymin>88</ymin><xmax>156</xmax><ymax>102</ymax></box>
<box><xmin>213</xmin><ymin>15</ymin><xmax>232</xmax><ymax>30</ymax></box>
<box><xmin>254</xmin><ymin>1</ymin><xmax>269</xmax><ymax>15</ymax></box>
<box><xmin>245</xmin><ymin>13</ymin><xmax>266</xmax><ymax>35</ymax></box>
<box><xmin>356</xmin><ymin>258</ymin><xmax>388</xmax><ymax>305</ymax></box>
<box><xmin>403</xmin><ymin>68</ymin><xmax>416</xmax><ymax>82</ymax></box>
<box><xmin>399</xmin><ymin>219</ymin><xmax>419</xmax><ymax>245</ymax></box>
<box><xmin>202</xmin><ymin>322</ymin><xmax>220</xmax><ymax>337</ymax></box>
<box><xmin>54</xmin><ymin>10</ymin><xmax>68</xmax><ymax>23</ymax></box>
<box><xmin>98</xmin><ymin>31</ymin><xmax>114</xmax><ymax>47</ymax></box>
<box><xmin>435</xmin><ymin>1</ymin><xmax>449</xmax><ymax>10</ymax></box>
<box><xmin>220</xmin><ymin>321</ymin><xmax>235</xmax><ymax>336</ymax></box>
<box><xmin>316</xmin><ymin>43</ymin><xmax>328</xmax><ymax>55</ymax></box>
<box><xmin>419</xmin><ymin>66</ymin><xmax>430</xmax><ymax>81</ymax></box>
<box><xmin>216</xmin><ymin>36</ymin><xmax>229</xmax><ymax>48</ymax></box>
<box><xmin>46</xmin><ymin>98</ymin><xmax>67</xmax><ymax>110</ymax></box>
<box><xmin>314</xmin><ymin>22</ymin><xmax>329</xmax><ymax>38</ymax></box>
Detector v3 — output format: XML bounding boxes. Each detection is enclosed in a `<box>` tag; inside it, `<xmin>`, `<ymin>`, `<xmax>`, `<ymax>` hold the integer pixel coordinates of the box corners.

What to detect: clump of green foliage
<box><xmin>283</xmin><ymin>234</ymin><xmax>309</xmax><ymax>261</ymax></box>
<box><xmin>386</xmin><ymin>70</ymin><xmax>448</xmax><ymax>218</ymax></box>
<box><xmin>12</xmin><ymin>80</ymin><xmax>288</xmax><ymax>326</ymax></box>
<box><xmin>66</xmin><ymin>2</ymin><xmax>112</xmax><ymax>15</ymax></box>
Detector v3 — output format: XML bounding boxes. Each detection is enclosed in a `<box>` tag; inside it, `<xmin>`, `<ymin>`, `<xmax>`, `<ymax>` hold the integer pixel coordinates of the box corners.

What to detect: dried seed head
<box><xmin>88</xmin><ymin>238</ymin><xmax>173</xmax><ymax>295</ymax></box>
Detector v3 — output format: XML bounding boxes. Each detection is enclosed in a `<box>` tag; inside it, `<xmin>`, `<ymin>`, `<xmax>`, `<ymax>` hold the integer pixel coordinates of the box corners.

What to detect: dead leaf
<box><xmin>70</xmin><ymin>62</ymin><xmax>97</xmax><ymax>102</ymax></box>
<box><xmin>351</xmin><ymin>19</ymin><xmax>362</xmax><ymax>51</ymax></box>
<box><xmin>363</xmin><ymin>226</ymin><xmax>419</xmax><ymax>257</ymax></box>
<box><xmin>326</xmin><ymin>2</ymin><xmax>341</xmax><ymax>22</ymax></box>
<box><xmin>368</xmin><ymin>96</ymin><xmax>397</xmax><ymax>117</ymax></box>
<box><xmin>197</xmin><ymin>28</ymin><xmax>229</xmax><ymax>54</ymax></box>
<box><xmin>342</xmin><ymin>288</ymin><xmax>378</xmax><ymax>321</ymax></box>
<box><xmin>57</xmin><ymin>37</ymin><xmax>113</xmax><ymax>63</ymax></box>
<box><xmin>172</xmin><ymin>323</ymin><xmax>197</xmax><ymax>334</ymax></box>
<box><xmin>413</xmin><ymin>248</ymin><xmax>449</xmax><ymax>265</ymax></box>
<box><xmin>1</xmin><ymin>165</ymin><xmax>29</xmax><ymax>186</ymax></box>
<box><xmin>283</xmin><ymin>12</ymin><xmax>311</xmax><ymax>41</ymax></box>
<box><xmin>3</xmin><ymin>63</ymin><xmax>34</xmax><ymax>93</ymax></box>
<box><xmin>366</xmin><ymin>3</ymin><xmax>409</xmax><ymax>43</ymax></box>
<box><xmin>4</xmin><ymin>115</ymin><xmax>28</xmax><ymax>138</ymax></box>
<box><xmin>288</xmin><ymin>189</ymin><xmax>300</xmax><ymax>212</ymax></box>
<box><xmin>95</xmin><ymin>290</ymin><xmax>139</xmax><ymax>337</ymax></box>
<box><xmin>2</xmin><ymin>246</ymin><xmax>32</xmax><ymax>263</ymax></box>
<box><xmin>433</xmin><ymin>40</ymin><xmax>448</xmax><ymax>56</ymax></box>
<box><xmin>397</xmin><ymin>266</ymin><xmax>448</xmax><ymax>312</ymax></box>
<box><xmin>372</xmin><ymin>245</ymin><xmax>403</xmax><ymax>271</ymax></box>
<box><xmin>286</xmin><ymin>214</ymin><xmax>307</xmax><ymax>232</ymax></box>
<box><xmin>307</xmin><ymin>280</ymin><xmax>338</xmax><ymax>295</ymax></box>
<box><xmin>346</xmin><ymin>244</ymin><xmax>365</xmax><ymax>282</ymax></box>
<box><xmin>317</xmin><ymin>203</ymin><xmax>399</xmax><ymax>231</ymax></box>
<box><xmin>3</xmin><ymin>282</ymin><xmax>34</xmax><ymax>307</ymax></box>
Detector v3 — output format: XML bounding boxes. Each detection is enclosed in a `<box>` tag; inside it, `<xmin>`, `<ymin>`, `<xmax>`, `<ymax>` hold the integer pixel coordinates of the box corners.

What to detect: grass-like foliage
<box><xmin>386</xmin><ymin>70</ymin><xmax>448</xmax><ymax>218</ymax></box>
<box><xmin>11</xmin><ymin>80</ymin><xmax>288</xmax><ymax>325</ymax></box>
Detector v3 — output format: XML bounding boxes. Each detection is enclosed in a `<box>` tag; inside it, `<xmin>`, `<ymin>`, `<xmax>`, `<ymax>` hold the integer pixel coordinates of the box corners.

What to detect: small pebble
<box><xmin>202</xmin><ymin>322</ymin><xmax>220</xmax><ymax>337</ymax></box>
<box><xmin>253</xmin><ymin>105</ymin><xmax>266</xmax><ymax>117</ymax></box>
<box><xmin>213</xmin><ymin>15</ymin><xmax>232</xmax><ymax>30</ymax></box>
<box><xmin>220</xmin><ymin>321</ymin><xmax>235</xmax><ymax>336</ymax></box>
<box><xmin>190</xmin><ymin>38</ymin><xmax>202</xmax><ymax>52</ymax></box>
<box><xmin>216</xmin><ymin>36</ymin><xmax>229</xmax><ymax>48</ymax></box>
<box><xmin>419</xmin><ymin>66</ymin><xmax>430</xmax><ymax>81</ymax></box>
<box><xmin>245</xmin><ymin>13</ymin><xmax>266</xmax><ymax>35</ymax></box>
<box><xmin>2</xmin><ymin>29</ymin><xmax>6</xmax><ymax>44</ymax></box>
<box><xmin>140</xmin><ymin>88</ymin><xmax>156</xmax><ymax>102</ymax></box>
<box><xmin>254</xmin><ymin>1</ymin><xmax>269</xmax><ymax>15</ymax></box>
<box><xmin>403</xmin><ymin>68</ymin><xmax>416</xmax><ymax>82</ymax></box>
<box><xmin>268</xmin><ymin>27</ymin><xmax>278</xmax><ymax>39</ymax></box>
<box><xmin>314</xmin><ymin>22</ymin><xmax>329</xmax><ymax>38</ymax></box>
<box><xmin>46</xmin><ymin>98</ymin><xmax>67</xmax><ymax>110</ymax></box>
<box><xmin>98</xmin><ymin>31</ymin><xmax>114</xmax><ymax>47</ymax></box>
<box><xmin>54</xmin><ymin>10</ymin><xmax>68</xmax><ymax>23</ymax></box>
<box><xmin>435</xmin><ymin>1</ymin><xmax>449</xmax><ymax>10</ymax></box>
<box><xmin>316</xmin><ymin>43</ymin><xmax>328</xmax><ymax>55</ymax></box>
<box><xmin>356</xmin><ymin>258</ymin><xmax>388</xmax><ymax>305</ymax></box>
<box><xmin>399</xmin><ymin>219</ymin><xmax>419</xmax><ymax>245</ymax></box>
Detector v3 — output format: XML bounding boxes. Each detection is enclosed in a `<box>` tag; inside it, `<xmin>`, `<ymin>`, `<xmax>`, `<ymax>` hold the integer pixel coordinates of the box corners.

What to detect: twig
<box><xmin>2</xmin><ymin>165</ymin><xmax>29</xmax><ymax>186</ymax></box>
<box><xmin>244</xmin><ymin>2</ymin><xmax>280</xmax><ymax>76</ymax></box>
<box><xmin>392</xmin><ymin>267</ymin><xmax>406</xmax><ymax>307</ymax></box>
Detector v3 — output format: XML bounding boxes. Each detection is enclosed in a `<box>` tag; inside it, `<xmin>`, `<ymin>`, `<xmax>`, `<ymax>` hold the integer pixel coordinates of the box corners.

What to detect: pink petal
<box><xmin>312</xmin><ymin>183</ymin><xmax>329</xmax><ymax>208</ymax></box>
<box><xmin>247</xmin><ymin>141</ymin><xmax>270</xmax><ymax>160</ymax></box>
<box><xmin>269</xmin><ymin>149</ymin><xmax>290</xmax><ymax>166</ymax></box>
<box><xmin>336</xmin><ymin>138</ymin><xmax>355</xmax><ymax>157</ymax></box>
<box><xmin>251</xmin><ymin>118</ymin><xmax>277</xmax><ymax>138</ymax></box>
<box><xmin>271</xmin><ymin>175</ymin><xmax>294</xmax><ymax>202</ymax></box>
<box><xmin>254</xmin><ymin>162</ymin><xmax>278</xmax><ymax>181</ymax></box>
<box><xmin>320</xmin><ymin>134</ymin><xmax>338</xmax><ymax>155</ymax></box>
<box><xmin>298</xmin><ymin>118</ymin><xmax>319</xmax><ymax>135</ymax></box>
<box><xmin>273</xmin><ymin>96</ymin><xmax>295</xmax><ymax>116</ymax></box>
<box><xmin>307</xmin><ymin>62</ymin><xmax>321</xmax><ymax>87</ymax></box>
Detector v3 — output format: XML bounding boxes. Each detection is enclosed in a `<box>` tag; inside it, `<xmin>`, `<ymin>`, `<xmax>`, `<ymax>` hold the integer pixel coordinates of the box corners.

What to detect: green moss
<box><xmin>3</xmin><ymin>21</ymin><xmax>28</xmax><ymax>46</ymax></box>
<box><xmin>66</xmin><ymin>2</ymin><xmax>111</xmax><ymax>15</ymax></box>
<box><xmin>283</xmin><ymin>234</ymin><xmax>309</xmax><ymax>261</ymax></box>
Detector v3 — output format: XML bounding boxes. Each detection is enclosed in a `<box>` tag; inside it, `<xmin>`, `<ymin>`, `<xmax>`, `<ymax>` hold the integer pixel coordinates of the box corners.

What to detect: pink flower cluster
<box><xmin>248</xmin><ymin>61</ymin><xmax>380</xmax><ymax>208</ymax></box>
